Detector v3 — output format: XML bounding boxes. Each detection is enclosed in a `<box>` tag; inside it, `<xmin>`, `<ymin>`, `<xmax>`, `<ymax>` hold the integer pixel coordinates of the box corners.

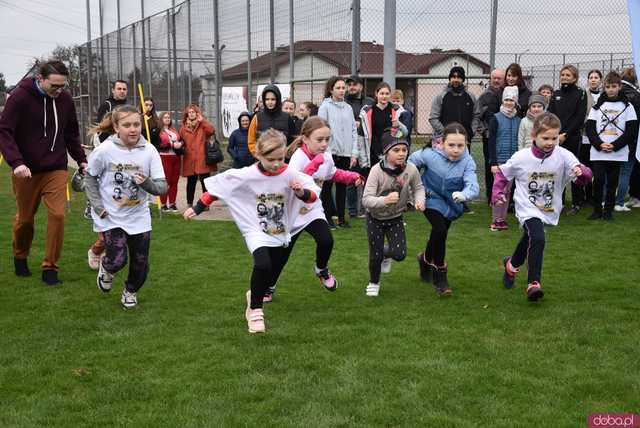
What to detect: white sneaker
<box><xmin>614</xmin><ymin>204</ymin><xmax>631</xmax><ymax>212</ymax></box>
<box><xmin>97</xmin><ymin>262</ymin><xmax>113</xmax><ymax>293</ymax></box>
<box><xmin>121</xmin><ymin>288</ymin><xmax>138</xmax><ymax>308</ymax></box>
<box><xmin>88</xmin><ymin>249</ymin><xmax>102</xmax><ymax>270</ymax></box>
<box><xmin>245</xmin><ymin>290</ymin><xmax>266</xmax><ymax>333</ymax></box>
<box><xmin>381</xmin><ymin>258</ymin><xmax>392</xmax><ymax>274</ymax></box>
<box><xmin>366</xmin><ymin>283</ymin><xmax>380</xmax><ymax>297</ymax></box>
<box><xmin>626</xmin><ymin>197</ymin><xmax>640</xmax><ymax>208</ymax></box>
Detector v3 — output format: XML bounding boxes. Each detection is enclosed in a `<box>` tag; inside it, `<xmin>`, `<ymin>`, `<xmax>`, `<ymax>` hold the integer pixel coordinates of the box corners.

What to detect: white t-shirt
<box><xmin>499</xmin><ymin>146</ymin><xmax>580</xmax><ymax>226</ymax></box>
<box><xmin>87</xmin><ymin>138</ymin><xmax>165</xmax><ymax>234</ymax></box>
<box><xmin>288</xmin><ymin>149</ymin><xmax>336</xmax><ymax>235</ymax></box>
<box><xmin>203</xmin><ymin>164</ymin><xmax>320</xmax><ymax>253</ymax></box>
<box><xmin>588</xmin><ymin>101</ymin><xmax>637</xmax><ymax>162</ymax></box>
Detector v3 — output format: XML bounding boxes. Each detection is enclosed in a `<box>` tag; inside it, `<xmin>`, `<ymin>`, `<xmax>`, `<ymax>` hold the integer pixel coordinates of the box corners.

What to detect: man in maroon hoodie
<box><xmin>0</xmin><ymin>60</ymin><xmax>87</xmax><ymax>285</ymax></box>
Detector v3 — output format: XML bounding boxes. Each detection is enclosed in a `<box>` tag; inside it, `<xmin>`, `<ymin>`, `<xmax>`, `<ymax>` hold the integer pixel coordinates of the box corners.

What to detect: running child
<box><xmin>184</xmin><ymin>129</ymin><xmax>320</xmax><ymax>334</ymax></box>
<box><xmin>362</xmin><ymin>130</ymin><xmax>425</xmax><ymax>297</ymax></box>
<box><xmin>266</xmin><ymin>116</ymin><xmax>363</xmax><ymax>302</ymax></box>
<box><xmin>494</xmin><ymin>112</ymin><xmax>592</xmax><ymax>301</ymax></box>
<box><xmin>409</xmin><ymin>122</ymin><xmax>479</xmax><ymax>297</ymax></box>
<box><xmin>84</xmin><ymin>105</ymin><xmax>167</xmax><ymax>309</ymax></box>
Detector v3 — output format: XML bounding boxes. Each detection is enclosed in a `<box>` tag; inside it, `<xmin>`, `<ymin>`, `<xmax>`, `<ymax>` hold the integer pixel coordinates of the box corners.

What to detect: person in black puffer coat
<box><xmin>548</xmin><ymin>64</ymin><xmax>588</xmax><ymax>213</ymax></box>
<box><xmin>228</xmin><ymin>111</ymin><xmax>255</xmax><ymax>168</ymax></box>
<box><xmin>247</xmin><ymin>85</ymin><xmax>296</xmax><ymax>156</ymax></box>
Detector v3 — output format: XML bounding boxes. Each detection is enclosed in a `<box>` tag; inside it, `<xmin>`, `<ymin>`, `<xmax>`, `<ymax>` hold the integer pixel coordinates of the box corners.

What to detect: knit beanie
<box><xmin>449</xmin><ymin>66</ymin><xmax>466</xmax><ymax>82</ymax></box>
<box><xmin>381</xmin><ymin>131</ymin><xmax>409</xmax><ymax>154</ymax></box>
<box><xmin>502</xmin><ymin>86</ymin><xmax>519</xmax><ymax>104</ymax></box>
<box><xmin>528</xmin><ymin>93</ymin><xmax>547</xmax><ymax>109</ymax></box>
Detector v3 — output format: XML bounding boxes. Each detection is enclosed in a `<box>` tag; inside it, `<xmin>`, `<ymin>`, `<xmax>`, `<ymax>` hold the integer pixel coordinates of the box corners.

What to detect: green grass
<box><xmin>0</xmin><ymin>155</ymin><xmax>639</xmax><ymax>427</ymax></box>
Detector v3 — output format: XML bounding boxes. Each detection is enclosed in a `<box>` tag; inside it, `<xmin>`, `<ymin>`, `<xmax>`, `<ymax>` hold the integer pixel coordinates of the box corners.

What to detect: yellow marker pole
<box><xmin>0</xmin><ymin>155</ymin><xmax>3</xmax><ymax>166</ymax></box>
<box><xmin>137</xmin><ymin>83</ymin><xmax>163</xmax><ymax>218</ymax></box>
<box><xmin>66</xmin><ymin>182</ymin><xmax>71</xmax><ymax>212</ymax></box>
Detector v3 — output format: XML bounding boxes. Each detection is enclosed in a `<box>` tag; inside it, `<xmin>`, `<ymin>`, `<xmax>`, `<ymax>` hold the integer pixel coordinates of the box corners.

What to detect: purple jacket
<box><xmin>0</xmin><ymin>77</ymin><xmax>86</xmax><ymax>172</ymax></box>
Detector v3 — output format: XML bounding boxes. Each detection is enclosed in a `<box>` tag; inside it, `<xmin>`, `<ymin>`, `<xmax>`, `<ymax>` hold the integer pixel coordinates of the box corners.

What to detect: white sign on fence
<box><xmin>221</xmin><ymin>87</ymin><xmax>248</xmax><ymax>138</ymax></box>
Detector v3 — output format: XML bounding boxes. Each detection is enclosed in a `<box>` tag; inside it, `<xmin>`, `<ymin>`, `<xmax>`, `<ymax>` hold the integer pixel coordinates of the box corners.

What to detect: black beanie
<box><xmin>449</xmin><ymin>66</ymin><xmax>466</xmax><ymax>82</ymax></box>
<box><xmin>381</xmin><ymin>131</ymin><xmax>409</xmax><ymax>154</ymax></box>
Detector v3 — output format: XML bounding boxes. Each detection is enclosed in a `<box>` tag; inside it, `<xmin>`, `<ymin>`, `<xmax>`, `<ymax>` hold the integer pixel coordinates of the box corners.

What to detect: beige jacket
<box><xmin>362</xmin><ymin>161</ymin><xmax>425</xmax><ymax>220</ymax></box>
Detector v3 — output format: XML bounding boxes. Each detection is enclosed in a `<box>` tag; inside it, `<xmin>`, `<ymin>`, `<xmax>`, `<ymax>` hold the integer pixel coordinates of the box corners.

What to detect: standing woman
<box><xmin>318</xmin><ymin>76</ymin><xmax>360</xmax><ymax>228</ymax></box>
<box><xmin>582</xmin><ymin>69</ymin><xmax>603</xmax><ymax>208</ymax></box>
<box><xmin>548</xmin><ymin>64</ymin><xmax>588</xmax><ymax>214</ymax></box>
<box><xmin>504</xmin><ymin>63</ymin><xmax>532</xmax><ymax>118</ymax></box>
<box><xmin>359</xmin><ymin>82</ymin><xmax>408</xmax><ymax>174</ymax></box>
<box><xmin>158</xmin><ymin>111</ymin><xmax>183</xmax><ymax>212</ymax></box>
<box><xmin>140</xmin><ymin>97</ymin><xmax>161</xmax><ymax>148</ymax></box>
<box><xmin>180</xmin><ymin>104</ymin><xmax>216</xmax><ymax>208</ymax></box>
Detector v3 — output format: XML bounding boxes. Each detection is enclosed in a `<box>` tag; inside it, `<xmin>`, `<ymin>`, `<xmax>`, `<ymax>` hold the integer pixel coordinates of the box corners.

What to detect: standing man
<box><xmin>345</xmin><ymin>75</ymin><xmax>374</xmax><ymax>218</ymax></box>
<box><xmin>476</xmin><ymin>68</ymin><xmax>505</xmax><ymax>203</ymax></box>
<box><xmin>96</xmin><ymin>79</ymin><xmax>128</xmax><ymax>122</ymax></box>
<box><xmin>429</xmin><ymin>66</ymin><xmax>481</xmax><ymax>145</ymax></box>
<box><xmin>0</xmin><ymin>60</ymin><xmax>88</xmax><ymax>285</ymax></box>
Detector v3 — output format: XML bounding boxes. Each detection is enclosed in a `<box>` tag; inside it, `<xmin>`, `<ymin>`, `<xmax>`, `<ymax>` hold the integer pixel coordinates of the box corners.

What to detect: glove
<box><xmin>452</xmin><ymin>191</ymin><xmax>466</xmax><ymax>203</ymax></box>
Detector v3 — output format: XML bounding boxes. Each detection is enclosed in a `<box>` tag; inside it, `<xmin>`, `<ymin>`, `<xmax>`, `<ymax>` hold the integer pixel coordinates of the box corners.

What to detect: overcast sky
<box><xmin>0</xmin><ymin>0</ymin><xmax>633</xmax><ymax>86</ymax></box>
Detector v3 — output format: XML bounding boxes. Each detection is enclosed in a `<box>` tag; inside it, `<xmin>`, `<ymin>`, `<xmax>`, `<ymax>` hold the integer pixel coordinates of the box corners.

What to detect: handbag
<box><xmin>205</xmin><ymin>137</ymin><xmax>224</xmax><ymax>165</ymax></box>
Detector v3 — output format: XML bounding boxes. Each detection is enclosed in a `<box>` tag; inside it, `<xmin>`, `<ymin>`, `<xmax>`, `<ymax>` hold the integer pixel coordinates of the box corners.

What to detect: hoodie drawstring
<box><xmin>43</xmin><ymin>98</ymin><xmax>47</xmax><ymax>137</ymax></box>
<box><xmin>51</xmin><ymin>98</ymin><xmax>59</xmax><ymax>151</ymax></box>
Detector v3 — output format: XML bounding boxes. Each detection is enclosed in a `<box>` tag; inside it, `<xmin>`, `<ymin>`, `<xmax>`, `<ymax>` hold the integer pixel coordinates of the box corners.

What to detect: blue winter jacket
<box><xmin>408</xmin><ymin>146</ymin><xmax>479</xmax><ymax>220</ymax></box>
<box><xmin>488</xmin><ymin>111</ymin><xmax>521</xmax><ymax>165</ymax></box>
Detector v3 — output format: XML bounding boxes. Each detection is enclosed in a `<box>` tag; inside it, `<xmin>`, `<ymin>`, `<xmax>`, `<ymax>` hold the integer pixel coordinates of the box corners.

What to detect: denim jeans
<box><xmin>615</xmin><ymin>156</ymin><xmax>635</xmax><ymax>206</ymax></box>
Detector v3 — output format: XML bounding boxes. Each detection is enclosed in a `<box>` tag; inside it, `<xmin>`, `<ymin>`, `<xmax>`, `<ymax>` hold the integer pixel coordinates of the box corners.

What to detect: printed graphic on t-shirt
<box><xmin>256</xmin><ymin>192</ymin><xmax>286</xmax><ymax>235</ymax></box>
<box><xmin>527</xmin><ymin>171</ymin><xmax>555</xmax><ymax>212</ymax></box>
<box><xmin>110</xmin><ymin>162</ymin><xmax>142</xmax><ymax>207</ymax></box>
<box><xmin>598</xmin><ymin>107</ymin><xmax>625</xmax><ymax>137</ymax></box>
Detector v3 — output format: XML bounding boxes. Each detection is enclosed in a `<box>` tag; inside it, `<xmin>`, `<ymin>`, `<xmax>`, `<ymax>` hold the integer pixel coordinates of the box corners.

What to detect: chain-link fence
<box><xmin>75</xmin><ymin>0</ymin><xmax>634</xmax><ymax>140</ymax></box>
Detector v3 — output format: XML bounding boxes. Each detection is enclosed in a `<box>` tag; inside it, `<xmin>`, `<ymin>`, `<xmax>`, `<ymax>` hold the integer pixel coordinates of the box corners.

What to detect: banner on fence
<box><xmin>221</xmin><ymin>87</ymin><xmax>248</xmax><ymax>138</ymax></box>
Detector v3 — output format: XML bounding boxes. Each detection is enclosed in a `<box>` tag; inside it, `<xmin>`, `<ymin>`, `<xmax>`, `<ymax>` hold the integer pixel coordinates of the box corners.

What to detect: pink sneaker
<box><xmin>526</xmin><ymin>281</ymin><xmax>544</xmax><ymax>301</ymax></box>
<box><xmin>316</xmin><ymin>268</ymin><xmax>338</xmax><ymax>291</ymax></box>
<box><xmin>262</xmin><ymin>293</ymin><xmax>273</xmax><ymax>304</ymax></box>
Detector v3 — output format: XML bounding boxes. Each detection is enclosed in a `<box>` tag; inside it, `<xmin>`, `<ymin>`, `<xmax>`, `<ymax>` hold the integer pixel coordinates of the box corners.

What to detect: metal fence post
<box><xmin>383</xmin><ymin>0</ymin><xmax>396</xmax><ymax>90</ymax></box>
<box><xmin>247</xmin><ymin>0</ymin><xmax>252</xmax><ymax>107</ymax></box>
<box><xmin>187</xmin><ymin>0</ymin><xmax>193</xmax><ymax>104</ymax></box>
<box><xmin>147</xmin><ymin>17</ymin><xmax>153</xmax><ymax>96</ymax></box>
<box><xmin>85</xmin><ymin>0</ymin><xmax>93</xmax><ymax>117</ymax></box>
<box><xmin>133</xmin><ymin>23</ymin><xmax>138</xmax><ymax>107</ymax></box>
<box><xmin>117</xmin><ymin>0</ymin><xmax>122</xmax><ymax>77</ymax></box>
<box><xmin>289</xmin><ymin>0</ymin><xmax>294</xmax><ymax>86</ymax></box>
<box><xmin>269</xmin><ymin>0</ymin><xmax>275</xmax><ymax>83</ymax></box>
<box><xmin>213</xmin><ymin>0</ymin><xmax>222</xmax><ymax>132</ymax></box>
<box><xmin>351</xmin><ymin>0</ymin><xmax>361</xmax><ymax>76</ymax></box>
<box><xmin>166</xmin><ymin>10</ymin><xmax>172</xmax><ymax>112</ymax></box>
<box><xmin>489</xmin><ymin>0</ymin><xmax>498</xmax><ymax>70</ymax></box>
<box><xmin>171</xmin><ymin>0</ymin><xmax>178</xmax><ymax>108</ymax></box>
<box><xmin>141</xmin><ymin>0</ymin><xmax>147</xmax><ymax>95</ymax></box>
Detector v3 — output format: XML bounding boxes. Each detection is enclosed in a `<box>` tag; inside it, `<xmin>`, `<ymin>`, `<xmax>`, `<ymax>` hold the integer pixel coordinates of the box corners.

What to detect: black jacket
<box><xmin>548</xmin><ymin>83</ymin><xmax>587</xmax><ymax>140</ymax></box>
<box><xmin>252</xmin><ymin>85</ymin><xmax>296</xmax><ymax>144</ymax></box>
<box><xmin>96</xmin><ymin>97</ymin><xmax>127</xmax><ymax>123</ymax></box>
<box><xmin>345</xmin><ymin>92</ymin><xmax>374</xmax><ymax>136</ymax></box>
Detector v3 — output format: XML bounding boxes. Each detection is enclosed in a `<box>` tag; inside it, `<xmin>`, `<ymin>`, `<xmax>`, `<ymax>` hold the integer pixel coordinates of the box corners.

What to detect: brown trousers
<box><xmin>12</xmin><ymin>170</ymin><xmax>68</xmax><ymax>271</ymax></box>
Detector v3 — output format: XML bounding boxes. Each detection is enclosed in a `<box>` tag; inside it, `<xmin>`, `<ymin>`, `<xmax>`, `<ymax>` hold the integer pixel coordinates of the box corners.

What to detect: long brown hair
<box><xmin>140</xmin><ymin>97</ymin><xmax>159</xmax><ymax>129</ymax></box>
<box><xmin>286</xmin><ymin>116</ymin><xmax>330</xmax><ymax>159</ymax></box>
<box><xmin>324</xmin><ymin>76</ymin><xmax>346</xmax><ymax>99</ymax></box>
<box><xmin>88</xmin><ymin>111</ymin><xmax>115</xmax><ymax>137</ymax></box>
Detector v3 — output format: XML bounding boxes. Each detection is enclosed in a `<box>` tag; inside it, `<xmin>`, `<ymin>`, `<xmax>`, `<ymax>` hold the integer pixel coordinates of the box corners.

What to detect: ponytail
<box><xmin>286</xmin><ymin>135</ymin><xmax>304</xmax><ymax>159</ymax></box>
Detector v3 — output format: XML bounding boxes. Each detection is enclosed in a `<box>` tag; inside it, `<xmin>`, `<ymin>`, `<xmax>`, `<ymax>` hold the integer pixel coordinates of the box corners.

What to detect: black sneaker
<box><xmin>588</xmin><ymin>211</ymin><xmax>602</xmax><ymax>220</ymax></box>
<box><xmin>14</xmin><ymin>258</ymin><xmax>32</xmax><ymax>277</ymax></box>
<box><xmin>327</xmin><ymin>219</ymin><xmax>337</xmax><ymax>230</ymax></box>
<box><xmin>602</xmin><ymin>211</ymin><xmax>613</xmax><ymax>221</ymax></box>
<box><xmin>42</xmin><ymin>269</ymin><xmax>63</xmax><ymax>286</ymax></box>
<box><xmin>526</xmin><ymin>282</ymin><xmax>544</xmax><ymax>301</ymax></box>
<box><xmin>567</xmin><ymin>205</ymin><xmax>581</xmax><ymax>215</ymax></box>
<box><xmin>336</xmin><ymin>220</ymin><xmax>351</xmax><ymax>229</ymax></box>
<box><xmin>417</xmin><ymin>252</ymin><xmax>433</xmax><ymax>283</ymax></box>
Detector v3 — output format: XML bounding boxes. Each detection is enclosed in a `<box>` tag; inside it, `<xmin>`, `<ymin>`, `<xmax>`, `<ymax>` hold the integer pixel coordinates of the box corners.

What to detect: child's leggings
<box><xmin>492</xmin><ymin>181</ymin><xmax>513</xmax><ymax>222</ymax></box>
<box><xmin>251</xmin><ymin>246</ymin><xmax>290</xmax><ymax>309</ymax></box>
<box><xmin>424</xmin><ymin>209</ymin><xmax>452</xmax><ymax>267</ymax></box>
<box><xmin>510</xmin><ymin>218</ymin><xmax>545</xmax><ymax>284</ymax></box>
<box><xmin>102</xmin><ymin>228</ymin><xmax>151</xmax><ymax>292</ymax></box>
<box><xmin>367</xmin><ymin>214</ymin><xmax>407</xmax><ymax>284</ymax></box>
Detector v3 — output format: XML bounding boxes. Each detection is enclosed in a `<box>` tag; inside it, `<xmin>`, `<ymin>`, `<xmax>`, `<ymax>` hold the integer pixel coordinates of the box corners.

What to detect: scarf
<box><xmin>500</xmin><ymin>105</ymin><xmax>517</xmax><ymax>118</ymax></box>
<box><xmin>185</xmin><ymin>118</ymin><xmax>199</xmax><ymax>131</ymax></box>
<box><xmin>380</xmin><ymin>159</ymin><xmax>405</xmax><ymax>176</ymax></box>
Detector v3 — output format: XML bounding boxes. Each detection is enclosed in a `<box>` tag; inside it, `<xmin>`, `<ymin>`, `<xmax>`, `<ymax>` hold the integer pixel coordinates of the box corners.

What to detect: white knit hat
<box><xmin>502</xmin><ymin>86</ymin><xmax>519</xmax><ymax>104</ymax></box>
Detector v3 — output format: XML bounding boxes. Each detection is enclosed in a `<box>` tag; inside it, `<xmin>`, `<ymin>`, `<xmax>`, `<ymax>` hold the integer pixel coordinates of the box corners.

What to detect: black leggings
<box><xmin>250</xmin><ymin>246</ymin><xmax>290</xmax><ymax>309</ymax></box>
<box><xmin>593</xmin><ymin>161</ymin><xmax>621</xmax><ymax>212</ymax></box>
<box><xmin>482</xmin><ymin>135</ymin><xmax>494</xmax><ymax>204</ymax></box>
<box><xmin>102</xmin><ymin>228</ymin><xmax>151</xmax><ymax>293</ymax></box>
<box><xmin>510</xmin><ymin>217</ymin><xmax>545</xmax><ymax>284</ymax></box>
<box><xmin>321</xmin><ymin>155</ymin><xmax>351</xmax><ymax>222</ymax></box>
<box><xmin>367</xmin><ymin>215</ymin><xmax>407</xmax><ymax>284</ymax></box>
<box><xmin>186</xmin><ymin>173</ymin><xmax>210</xmax><ymax>205</ymax></box>
<box><xmin>424</xmin><ymin>209</ymin><xmax>452</xmax><ymax>267</ymax></box>
<box><xmin>266</xmin><ymin>219</ymin><xmax>334</xmax><ymax>294</ymax></box>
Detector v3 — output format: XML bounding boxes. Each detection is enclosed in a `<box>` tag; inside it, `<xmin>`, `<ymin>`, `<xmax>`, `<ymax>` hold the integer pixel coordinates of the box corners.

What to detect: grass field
<box><xmin>0</xmin><ymin>156</ymin><xmax>639</xmax><ymax>427</ymax></box>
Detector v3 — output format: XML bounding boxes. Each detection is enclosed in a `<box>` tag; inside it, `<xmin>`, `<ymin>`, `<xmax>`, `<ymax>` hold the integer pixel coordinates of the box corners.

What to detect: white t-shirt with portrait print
<box><xmin>87</xmin><ymin>136</ymin><xmax>165</xmax><ymax>235</ymax></box>
<box><xmin>499</xmin><ymin>146</ymin><xmax>580</xmax><ymax>226</ymax></box>
<box><xmin>588</xmin><ymin>101</ymin><xmax>637</xmax><ymax>162</ymax></box>
<box><xmin>288</xmin><ymin>149</ymin><xmax>337</xmax><ymax>235</ymax></box>
<box><xmin>203</xmin><ymin>164</ymin><xmax>320</xmax><ymax>253</ymax></box>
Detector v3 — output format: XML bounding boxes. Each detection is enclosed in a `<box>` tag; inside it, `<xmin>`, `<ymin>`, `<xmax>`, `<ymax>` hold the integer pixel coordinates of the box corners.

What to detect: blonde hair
<box><xmin>257</xmin><ymin>129</ymin><xmax>287</xmax><ymax>157</ymax></box>
<box><xmin>532</xmin><ymin>112</ymin><xmax>561</xmax><ymax>137</ymax></box>
<box><xmin>88</xmin><ymin>111</ymin><xmax>115</xmax><ymax>137</ymax></box>
<box><xmin>286</xmin><ymin>116</ymin><xmax>330</xmax><ymax>158</ymax></box>
<box><xmin>112</xmin><ymin>105</ymin><xmax>140</xmax><ymax>125</ymax></box>
<box><xmin>391</xmin><ymin>89</ymin><xmax>404</xmax><ymax>100</ymax></box>
<box><xmin>560</xmin><ymin>64</ymin><xmax>579</xmax><ymax>81</ymax></box>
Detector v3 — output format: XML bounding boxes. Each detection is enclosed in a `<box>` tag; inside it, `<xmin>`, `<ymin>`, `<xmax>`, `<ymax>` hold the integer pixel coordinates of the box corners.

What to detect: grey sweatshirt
<box><xmin>362</xmin><ymin>161</ymin><xmax>425</xmax><ymax>220</ymax></box>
